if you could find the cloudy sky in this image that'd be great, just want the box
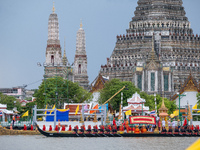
[0,0,200,89]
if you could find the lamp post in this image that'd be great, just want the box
[154,93,157,115]
[55,91,58,108]
[177,92,186,126]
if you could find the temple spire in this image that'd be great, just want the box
[62,37,68,66]
[80,19,83,28]
[52,2,55,13]
[147,35,159,62]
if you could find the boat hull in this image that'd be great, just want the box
[36,125,200,138]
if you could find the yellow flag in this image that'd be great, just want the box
[193,104,197,109]
[22,111,29,117]
[75,105,79,115]
[50,105,55,114]
[44,105,47,115]
[173,110,179,116]
[125,110,131,116]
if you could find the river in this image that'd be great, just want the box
[0,135,198,150]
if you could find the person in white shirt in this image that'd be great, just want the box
[168,119,171,127]
[162,119,165,127]
[172,119,176,130]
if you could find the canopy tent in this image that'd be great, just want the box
[46,109,69,122]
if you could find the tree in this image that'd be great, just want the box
[98,78,177,114]
[0,93,22,111]
[196,93,200,107]
[34,77,92,108]
[99,79,140,111]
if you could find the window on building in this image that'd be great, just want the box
[51,55,54,64]
[164,75,169,91]
[137,74,142,90]
[151,72,155,91]
[78,64,81,74]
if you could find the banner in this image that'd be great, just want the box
[129,116,156,125]
[46,109,69,122]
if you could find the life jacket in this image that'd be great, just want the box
[62,125,65,131]
[49,125,52,131]
[12,116,15,121]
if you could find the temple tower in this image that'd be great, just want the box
[44,4,73,82]
[100,0,200,98]
[45,3,62,66]
[73,22,89,89]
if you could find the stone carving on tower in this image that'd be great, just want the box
[44,3,73,82]
[73,21,89,90]
[100,0,200,98]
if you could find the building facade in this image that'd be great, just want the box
[0,87,26,100]
[100,0,200,98]
[44,5,89,89]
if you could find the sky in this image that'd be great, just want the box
[0,0,200,90]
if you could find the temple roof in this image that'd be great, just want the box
[171,73,200,100]
[123,104,149,111]
[90,74,109,93]
[127,92,146,104]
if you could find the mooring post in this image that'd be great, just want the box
[33,105,37,124]
[54,108,56,129]
[101,112,103,126]
[82,105,84,125]
[103,105,106,125]
[190,105,193,125]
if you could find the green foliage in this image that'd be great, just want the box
[34,77,92,108]
[99,78,177,114]
[21,101,36,115]
[196,93,200,107]
[99,79,139,111]
[0,93,21,111]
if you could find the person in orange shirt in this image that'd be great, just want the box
[12,115,15,127]
[125,119,129,133]
[134,125,140,134]
[141,125,147,133]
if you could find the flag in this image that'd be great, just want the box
[44,105,47,115]
[173,110,179,116]
[22,110,29,117]
[84,104,88,112]
[193,104,197,109]
[50,105,55,114]
[0,111,2,116]
[90,104,98,114]
[75,105,79,115]
[150,110,156,116]
[98,103,108,113]
[125,110,131,116]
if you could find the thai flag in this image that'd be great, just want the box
[150,110,156,116]
[0,111,2,116]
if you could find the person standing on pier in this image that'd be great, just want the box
[12,115,15,127]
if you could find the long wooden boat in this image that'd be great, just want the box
[36,125,200,138]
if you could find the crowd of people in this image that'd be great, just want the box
[69,118,200,134]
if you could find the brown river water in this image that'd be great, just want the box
[0,135,198,150]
